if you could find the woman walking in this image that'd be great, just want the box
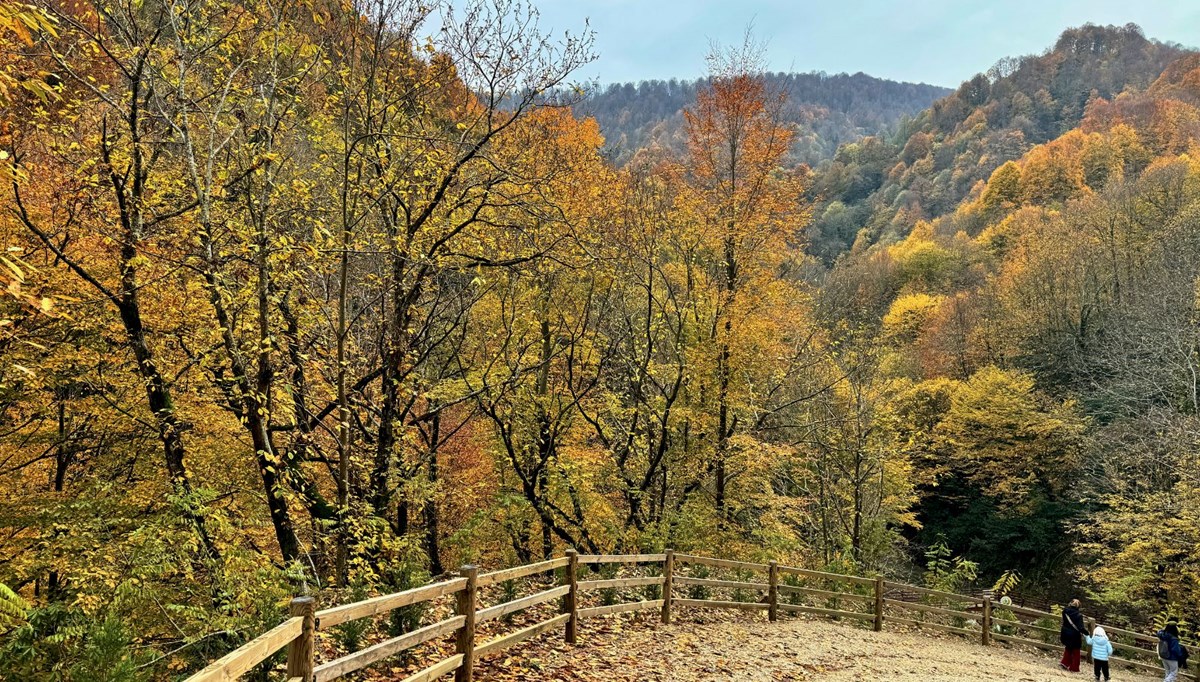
[1157,621,1185,682]
[1060,598,1086,672]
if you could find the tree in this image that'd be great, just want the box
[803,346,920,565]
[981,161,1023,213]
[677,36,809,524]
[936,366,1084,504]
[467,108,612,558]
[10,0,232,559]
[1019,134,1088,205]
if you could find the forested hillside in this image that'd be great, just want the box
[2,2,1200,679]
[817,32,1200,613]
[808,23,1189,260]
[577,72,950,166]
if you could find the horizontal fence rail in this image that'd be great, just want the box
[184,549,1195,681]
[186,615,305,682]
[315,578,468,630]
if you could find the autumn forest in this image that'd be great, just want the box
[3,1,1200,678]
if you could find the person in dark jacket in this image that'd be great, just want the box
[1158,622,1185,682]
[1060,598,1086,672]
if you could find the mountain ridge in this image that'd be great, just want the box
[575,70,952,166]
[808,23,1192,259]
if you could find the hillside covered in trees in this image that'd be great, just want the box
[2,1,1200,679]
[576,72,951,166]
[807,23,1190,259]
[817,35,1200,606]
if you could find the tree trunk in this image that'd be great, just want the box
[424,412,444,575]
[714,234,737,523]
[116,283,219,560]
[198,257,299,562]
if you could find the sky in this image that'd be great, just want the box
[522,0,1200,88]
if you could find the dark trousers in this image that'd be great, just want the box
[1061,647,1081,672]
[1093,659,1110,680]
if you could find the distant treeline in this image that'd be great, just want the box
[575,72,951,165]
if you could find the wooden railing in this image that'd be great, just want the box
[184,550,1192,681]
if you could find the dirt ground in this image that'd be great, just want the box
[473,613,1164,681]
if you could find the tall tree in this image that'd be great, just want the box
[678,38,809,523]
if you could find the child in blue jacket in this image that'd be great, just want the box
[1086,626,1114,682]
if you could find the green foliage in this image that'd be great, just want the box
[992,597,1019,635]
[642,581,662,601]
[580,73,948,168]
[687,565,711,601]
[0,583,28,633]
[0,603,154,682]
[731,570,754,603]
[641,564,662,601]
[916,484,1078,582]
[4,5,1200,675]
[937,366,1085,503]
[599,564,620,606]
[889,234,967,292]
[782,573,804,606]
[982,162,1023,213]
[991,570,1022,598]
[333,582,372,654]
[897,366,1086,583]
[1152,613,1189,637]
[814,23,1184,251]
[386,564,431,637]
[1035,607,1063,644]
[923,538,978,593]
[498,579,521,626]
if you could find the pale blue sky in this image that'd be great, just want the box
[527,0,1200,87]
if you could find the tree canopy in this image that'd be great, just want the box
[2,7,1200,678]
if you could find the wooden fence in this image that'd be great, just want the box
[184,550,1192,682]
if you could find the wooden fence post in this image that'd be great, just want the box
[286,596,316,682]
[982,596,992,645]
[661,549,674,625]
[873,576,885,632]
[455,565,478,682]
[565,549,579,644]
[767,560,779,622]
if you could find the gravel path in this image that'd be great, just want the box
[475,613,1164,681]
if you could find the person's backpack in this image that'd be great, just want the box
[1159,637,1171,659]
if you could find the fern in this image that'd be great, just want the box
[497,579,520,625]
[1153,612,1189,638]
[333,582,371,652]
[0,582,29,632]
[991,569,1021,598]
[923,538,978,593]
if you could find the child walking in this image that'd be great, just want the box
[1086,625,1114,682]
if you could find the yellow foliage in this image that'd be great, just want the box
[937,366,1085,503]
[883,293,945,343]
[981,161,1022,211]
[887,231,964,292]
